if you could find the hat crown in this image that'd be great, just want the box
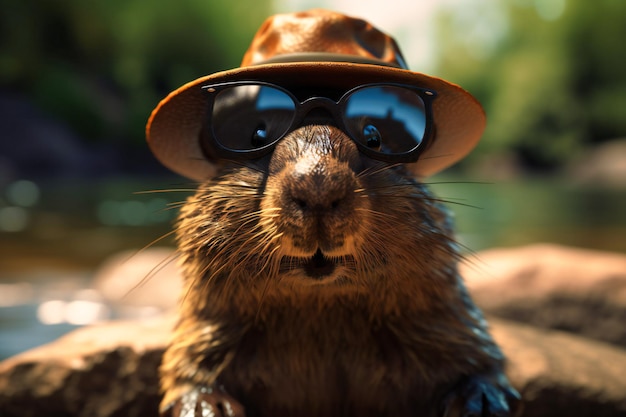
[241,9,408,69]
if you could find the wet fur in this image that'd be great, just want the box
[160,125,516,417]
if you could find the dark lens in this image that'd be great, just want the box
[343,86,426,155]
[211,84,296,151]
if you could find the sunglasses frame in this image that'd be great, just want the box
[200,81,437,163]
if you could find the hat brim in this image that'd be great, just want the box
[146,61,485,180]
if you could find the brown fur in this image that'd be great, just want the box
[160,125,518,417]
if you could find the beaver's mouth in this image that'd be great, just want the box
[280,249,354,279]
[304,249,336,278]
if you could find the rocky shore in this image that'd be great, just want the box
[1,244,625,417]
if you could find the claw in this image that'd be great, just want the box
[161,386,246,417]
[441,375,521,417]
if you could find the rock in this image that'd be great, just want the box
[2,244,626,416]
[461,244,626,347]
[0,317,173,417]
[1,318,626,416]
[490,319,626,416]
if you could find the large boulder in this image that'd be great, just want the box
[462,244,626,347]
[491,319,626,416]
[0,318,172,417]
[1,316,625,417]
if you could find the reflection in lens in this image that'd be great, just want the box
[251,123,268,148]
[211,85,296,151]
[344,86,426,154]
[363,124,382,149]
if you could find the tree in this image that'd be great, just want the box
[0,0,272,145]
[434,0,626,170]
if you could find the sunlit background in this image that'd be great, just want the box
[1,0,625,359]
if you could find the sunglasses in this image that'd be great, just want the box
[200,81,437,163]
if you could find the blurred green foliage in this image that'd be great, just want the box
[436,0,626,169]
[1,0,624,170]
[0,0,271,145]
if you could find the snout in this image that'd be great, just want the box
[262,125,365,258]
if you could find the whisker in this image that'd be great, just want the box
[422,181,493,186]
[123,249,182,299]
[421,197,484,210]
[255,245,283,323]
[134,188,197,194]
[222,159,269,175]
[162,202,188,211]
[354,183,417,194]
[459,248,493,277]
[124,229,178,264]
[354,207,399,224]
[202,191,264,201]
[357,162,402,178]
[361,191,484,210]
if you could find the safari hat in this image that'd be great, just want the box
[146,9,485,180]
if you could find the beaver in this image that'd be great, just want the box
[147,10,521,417]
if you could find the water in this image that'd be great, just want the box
[430,177,626,253]
[0,176,624,360]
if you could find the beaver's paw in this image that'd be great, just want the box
[161,386,246,417]
[441,375,521,417]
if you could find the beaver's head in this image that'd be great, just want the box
[176,120,459,314]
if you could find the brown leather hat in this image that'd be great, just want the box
[147,9,485,180]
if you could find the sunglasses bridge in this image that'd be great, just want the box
[284,96,346,129]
